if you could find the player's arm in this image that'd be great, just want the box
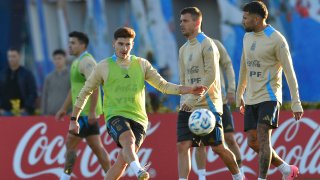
[236,48,247,114]
[275,36,303,119]
[142,58,206,95]
[79,57,100,119]
[55,89,72,120]
[70,62,104,134]
[217,40,236,103]
[75,60,104,117]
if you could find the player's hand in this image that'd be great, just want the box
[227,92,235,104]
[180,103,192,112]
[239,98,245,115]
[69,120,80,135]
[191,85,207,95]
[55,109,66,121]
[180,85,207,96]
[293,112,303,121]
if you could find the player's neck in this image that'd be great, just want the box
[75,49,87,58]
[254,23,268,33]
[187,29,201,40]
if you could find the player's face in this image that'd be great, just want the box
[53,54,66,70]
[113,37,134,59]
[68,37,85,56]
[242,12,257,32]
[180,13,197,38]
[7,50,20,70]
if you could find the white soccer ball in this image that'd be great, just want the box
[188,109,216,136]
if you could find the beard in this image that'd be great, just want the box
[244,26,254,32]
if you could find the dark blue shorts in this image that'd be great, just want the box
[70,116,100,138]
[106,116,146,148]
[244,101,280,131]
[177,110,223,147]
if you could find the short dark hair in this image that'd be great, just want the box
[114,27,136,40]
[243,1,268,19]
[180,7,202,21]
[68,31,89,47]
[52,49,66,56]
[8,47,20,53]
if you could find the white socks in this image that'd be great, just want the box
[277,162,291,176]
[198,169,206,180]
[130,160,143,176]
[232,173,243,180]
[60,173,71,180]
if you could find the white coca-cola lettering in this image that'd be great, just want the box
[13,121,159,179]
[13,123,64,178]
[191,117,320,177]
[12,117,319,179]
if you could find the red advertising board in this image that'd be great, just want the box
[0,111,319,179]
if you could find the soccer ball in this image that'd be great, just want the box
[188,109,216,136]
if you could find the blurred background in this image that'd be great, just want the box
[1,0,320,113]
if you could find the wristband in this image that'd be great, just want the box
[70,117,77,121]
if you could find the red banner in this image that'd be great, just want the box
[0,111,319,179]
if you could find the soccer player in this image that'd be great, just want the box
[195,39,245,180]
[56,31,110,180]
[68,27,207,180]
[236,1,303,180]
[177,7,243,180]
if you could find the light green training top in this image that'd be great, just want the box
[102,55,147,127]
[70,52,102,116]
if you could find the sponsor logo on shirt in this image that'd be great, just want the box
[247,60,261,67]
[187,66,200,74]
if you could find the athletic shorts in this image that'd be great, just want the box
[222,104,235,133]
[244,101,280,131]
[177,110,223,147]
[106,116,146,148]
[70,116,100,138]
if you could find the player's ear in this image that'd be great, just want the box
[196,19,201,27]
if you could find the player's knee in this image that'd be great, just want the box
[195,145,206,154]
[177,141,191,153]
[119,133,136,147]
[247,138,258,151]
[224,133,236,146]
[211,144,226,155]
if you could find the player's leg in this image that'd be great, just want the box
[104,149,128,180]
[177,111,194,180]
[60,133,82,180]
[256,123,272,179]
[106,116,149,180]
[86,134,111,172]
[85,119,111,172]
[195,144,206,180]
[246,101,298,179]
[177,140,193,179]
[222,104,244,175]
[225,133,243,170]
[204,112,242,180]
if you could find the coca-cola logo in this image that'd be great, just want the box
[191,117,320,177]
[13,121,161,179]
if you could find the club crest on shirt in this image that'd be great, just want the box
[250,41,256,51]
